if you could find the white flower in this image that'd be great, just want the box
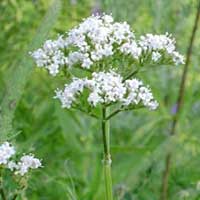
[147,101,159,110]
[7,161,18,171]
[123,79,159,110]
[67,52,84,67]
[55,70,158,110]
[172,51,185,65]
[119,41,142,59]
[54,78,86,108]
[87,71,126,106]
[152,52,161,62]
[82,57,93,69]
[0,142,15,165]
[31,14,183,114]
[102,14,114,23]
[139,33,175,53]
[30,39,65,76]
[112,22,134,43]
[16,154,42,176]
[0,142,42,176]
[139,32,184,65]
[31,15,184,75]
[87,92,103,106]
[31,14,139,75]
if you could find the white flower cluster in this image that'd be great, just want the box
[10,155,42,176]
[30,38,66,76]
[31,14,184,76]
[139,33,185,64]
[86,71,126,106]
[55,71,158,110]
[0,142,15,165]
[123,79,159,110]
[55,78,86,108]
[0,142,42,176]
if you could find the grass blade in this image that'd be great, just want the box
[0,0,61,141]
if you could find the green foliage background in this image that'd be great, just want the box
[0,0,200,199]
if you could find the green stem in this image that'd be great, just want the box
[0,169,6,200]
[160,1,200,200]
[174,0,200,116]
[0,188,6,200]
[102,107,113,200]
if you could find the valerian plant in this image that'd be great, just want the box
[0,142,41,200]
[31,14,184,200]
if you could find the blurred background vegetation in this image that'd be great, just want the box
[0,0,200,199]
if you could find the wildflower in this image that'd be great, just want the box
[123,79,159,110]
[139,33,176,53]
[7,161,18,171]
[54,78,86,108]
[30,14,184,200]
[172,51,185,65]
[31,14,184,76]
[16,154,42,176]
[0,142,15,165]
[139,33,185,65]
[55,71,158,110]
[0,142,42,176]
[119,41,142,59]
[87,71,126,106]
[152,51,162,62]
[30,39,66,76]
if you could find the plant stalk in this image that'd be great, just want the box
[160,1,200,200]
[0,169,6,200]
[102,107,113,200]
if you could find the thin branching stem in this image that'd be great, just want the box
[123,69,139,82]
[75,66,93,73]
[105,108,123,120]
[160,2,200,200]
[106,106,143,121]
[72,106,99,120]
[123,64,173,83]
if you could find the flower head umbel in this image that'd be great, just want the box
[31,14,184,114]
[31,14,184,76]
[15,154,42,176]
[139,33,185,65]
[55,70,158,110]
[0,142,42,200]
[0,142,42,176]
